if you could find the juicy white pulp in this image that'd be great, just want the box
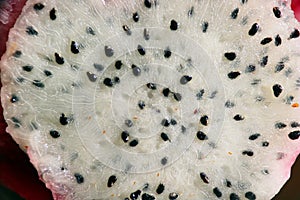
[1,0,300,199]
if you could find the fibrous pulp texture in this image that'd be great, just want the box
[1,0,300,199]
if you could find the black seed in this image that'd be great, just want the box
[156,183,165,194]
[50,130,60,138]
[170,20,178,31]
[129,139,138,147]
[181,125,187,133]
[124,198,130,200]
[226,180,232,187]
[291,122,300,128]
[22,65,33,72]
[169,192,178,200]
[16,77,25,83]
[262,141,269,147]
[251,78,261,85]
[200,172,209,184]
[121,131,130,143]
[173,93,182,101]
[180,75,192,84]
[245,191,256,200]
[26,26,38,36]
[161,132,170,141]
[71,41,79,54]
[274,34,282,46]
[209,91,218,99]
[275,62,284,72]
[125,119,133,127]
[248,23,259,36]
[138,100,145,110]
[200,115,209,126]
[137,45,146,55]
[161,119,170,127]
[146,83,157,90]
[144,28,150,40]
[141,193,155,200]
[74,173,84,184]
[273,7,281,18]
[71,65,79,71]
[272,84,283,97]
[54,53,64,65]
[262,169,269,175]
[245,65,255,73]
[275,122,287,129]
[104,46,114,57]
[213,187,222,198]
[286,95,294,104]
[248,133,260,140]
[170,119,177,125]
[86,26,95,35]
[13,50,22,58]
[93,64,104,72]
[114,60,122,70]
[162,88,170,97]
[164,47,172,58]
[202,21,209,33]
[288,130,300,140]
[260,56,268,66]
[143,183,149,190]
[10,94,19,103]
[161,157,168,165]
[11,117,21,128]
[107,175,117,187]
[197,131,208,140]
[32,80,44,88]
[196,89,205,100]
[260,37,272,45]
[231,8,239,19]
[44,70,52,76]
[132,64,141,76]
[225,100,235,108]
[144,0,151,8]
[49,8,56,20]
[59,113,68,125]
[103,78,113,87]
[33,3,45,11]
[228,71,241,79]
[234,114,244,121]
[133,12,139,22]
[112,74,122,83]
[188,6,194,17]
[255,96,264,102]
[87,72,97,82]
[130,190,141,200]
[240,0,248,4]
[242,150,254,156]
[123,25,132,36]
[289,28,300,39]
[230,193,240,200]
[224,52,236,61]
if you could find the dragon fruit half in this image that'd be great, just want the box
[1,0,300,199]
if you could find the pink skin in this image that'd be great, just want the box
[0,0,300,199]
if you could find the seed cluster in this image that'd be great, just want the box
[2,0,300,199]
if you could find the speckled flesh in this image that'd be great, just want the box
[1,0,300,199]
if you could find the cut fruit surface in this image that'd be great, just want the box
[1,0,300,199]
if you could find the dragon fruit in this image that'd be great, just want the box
[1,0,300,199]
